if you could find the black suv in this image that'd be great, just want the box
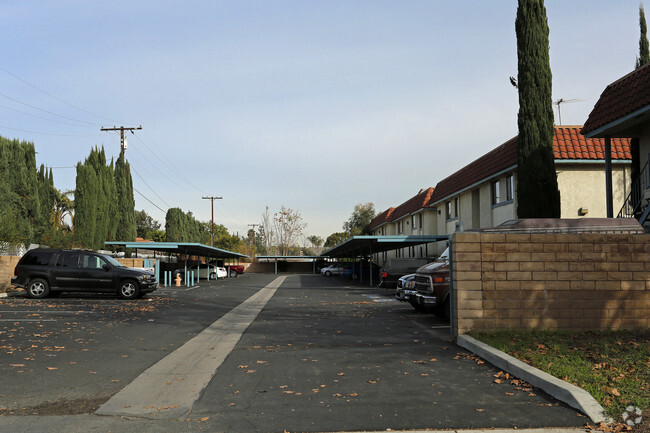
[11,248,157,300]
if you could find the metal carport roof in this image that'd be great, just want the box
[321,235,448,258]
[104,241,249,260]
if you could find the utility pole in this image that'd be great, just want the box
[202,196,223,247]
[100,125,143,155]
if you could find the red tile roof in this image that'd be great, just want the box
[582,62,650,136]
[554,126,631,160]
[369,207,394,231]
[369,187,435,230]
[372,127,631,222]
[390,187,435,221]
[430,126,630,205]
[430,136,518,205]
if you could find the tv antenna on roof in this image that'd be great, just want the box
[554,98,584,125]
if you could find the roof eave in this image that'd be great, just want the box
[583,105,650,138]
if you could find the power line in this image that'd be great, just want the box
[0,67,122,124]
[130,165,171,208]
[0,125,102,137]
[0,92,103,126]
[137,131,205,194]
[133,187,166,213]
[0,102,99,128]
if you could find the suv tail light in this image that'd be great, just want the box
[381,271,387,278]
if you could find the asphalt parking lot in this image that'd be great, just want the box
[0,274,586,432]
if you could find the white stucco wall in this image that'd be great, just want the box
[556,162,630,218]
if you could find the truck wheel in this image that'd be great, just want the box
[27,278,50,299]
[118,280,140,300]
[230,269,237,278]
[442,298,450,321]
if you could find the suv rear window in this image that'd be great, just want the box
[20,250,55,266]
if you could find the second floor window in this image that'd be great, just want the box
[506,175,514,201]
[491,180,501,205]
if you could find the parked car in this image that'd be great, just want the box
[379,258,430,288]
[221,263,244,277]
[11,248,157,300]
[192,264,227,280]
[413,248,450,319]
[320,264,347,276]
[173,264,227,281]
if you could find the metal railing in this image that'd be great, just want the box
[617,161,650,219]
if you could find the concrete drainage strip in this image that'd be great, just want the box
[456,335,609,425]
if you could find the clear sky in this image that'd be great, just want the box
[0,1,642,242]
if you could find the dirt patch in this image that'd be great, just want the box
[0,396,110,416]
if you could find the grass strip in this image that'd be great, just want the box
[469,329,649,421]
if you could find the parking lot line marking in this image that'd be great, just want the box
[95,276,286,420]
[0,319,57,322]
[0,310,97,314]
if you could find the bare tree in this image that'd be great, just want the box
[260,206,276,255]
[272,206,306,256]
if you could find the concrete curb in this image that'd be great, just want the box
[0,289,26,298]
[457,334,609,424]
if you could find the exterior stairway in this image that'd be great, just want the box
[617,161,650,230]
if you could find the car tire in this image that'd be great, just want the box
[118,280,140,300]
[325,271,331,277]
[229,269,237,278]
[26,278,50,299]
[209,272,216,280]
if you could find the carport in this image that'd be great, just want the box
[105,241,249,286]
[321,235,448,286]
[256,256,325,275]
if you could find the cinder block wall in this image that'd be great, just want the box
[453,232,650,335]
[0,256,21,290]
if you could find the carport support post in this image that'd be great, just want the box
[359,256,363,283]
[275,258,278,275]
[448,235,455,337]
[369,246,373,287]
[184,255,188,288]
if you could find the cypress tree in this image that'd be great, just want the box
[35,164,56,242]
[74,146,118,249]
[637,4,650,68]
[515,0,560,218]
[114,153,137,241]
[0,137,40,244]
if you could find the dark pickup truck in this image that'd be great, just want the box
[413,248,450,319]
[12,248,157,299]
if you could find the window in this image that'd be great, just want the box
[491,180,501,205]
[59,252,80,268]
[411,215,416,230]
[419,213,423,228]
[447,199,459,219]
[397,220,403,234]
[506,175,514,201]
[81,253,106,269]
[21,250,55,266]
